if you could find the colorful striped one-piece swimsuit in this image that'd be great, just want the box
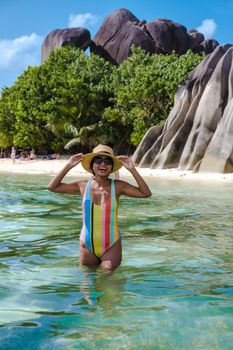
[80,179,121,258]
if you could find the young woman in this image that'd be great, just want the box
[48,144,151,272]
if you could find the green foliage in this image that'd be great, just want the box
[0,47,115,151]
[104,46,204,145]
[0,45,204,152]
[0,66,55,150]
[41,47,115,149]
[0,87,15,147]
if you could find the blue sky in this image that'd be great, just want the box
[0,0,233,90]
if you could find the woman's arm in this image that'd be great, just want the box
[47,153,84,194]
[117,156,152,198]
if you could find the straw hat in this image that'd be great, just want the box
[81,144,122,173]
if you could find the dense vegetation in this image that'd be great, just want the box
[0,46,204,154]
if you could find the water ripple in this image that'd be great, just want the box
[0,174,233,349]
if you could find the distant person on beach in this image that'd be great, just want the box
[10,147,16,163]
[51,153,60,160]
[29,148,37,160]
[48,144,151,272]
[20,151,27,160]
[41,151,60,160]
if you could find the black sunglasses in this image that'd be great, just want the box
[93,156,113,165]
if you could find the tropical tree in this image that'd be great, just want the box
[0,45,204,153]
[0,87,16,148]
[41,47,115,150]
[0,47,115,152]
[104,46,204,146]
[0,66,57,151]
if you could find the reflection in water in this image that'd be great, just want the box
[80,268,126,308]
[0,173,232,349]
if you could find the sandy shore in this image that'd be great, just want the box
[0,158,233,182]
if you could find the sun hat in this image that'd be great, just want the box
[81,144,122,173]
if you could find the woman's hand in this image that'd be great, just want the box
[117,155,151,198]
[117,155,135,171]
[67,153,84,168]
[47,153,84,194]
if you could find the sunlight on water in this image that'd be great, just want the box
[0,173,232,349]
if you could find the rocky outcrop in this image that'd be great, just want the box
[91,9,156,64]
[133,45,233,173]
[91,9,219,64]
[41,28,91,63]
[41,8,219,65]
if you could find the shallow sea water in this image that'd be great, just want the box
[0,173,232,350]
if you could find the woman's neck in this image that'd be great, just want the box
[93,175,110,187]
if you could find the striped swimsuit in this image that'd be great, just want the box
[80,179,120,258]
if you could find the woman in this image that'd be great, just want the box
[48,144,151,272]
[10,146,16,163]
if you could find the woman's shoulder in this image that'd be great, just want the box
[114,179,131,194]
[114,179,128,185]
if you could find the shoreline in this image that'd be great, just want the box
[0,158,233,182]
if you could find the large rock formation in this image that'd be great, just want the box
[41,28,91,63]
[90,9,156,65]
[41,8,219,65]
[133,45,233,173]
[91,9,219,64]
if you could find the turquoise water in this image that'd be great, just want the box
[0,173,232,350]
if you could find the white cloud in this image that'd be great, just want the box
[0,33,43,70]
[196,19,217,39]
[68,13,98,28]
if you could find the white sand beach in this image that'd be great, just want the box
[0,158,233,182]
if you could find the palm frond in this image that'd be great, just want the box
[64,137,81,149]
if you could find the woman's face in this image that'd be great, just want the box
[92,156,113,176]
